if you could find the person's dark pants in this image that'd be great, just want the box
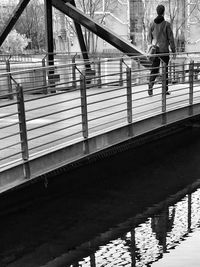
[149,55,169,92]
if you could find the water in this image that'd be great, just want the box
[1,126,200,266]
[56,183,200,267]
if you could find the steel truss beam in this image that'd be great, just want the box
[52,0,149,64]
[0,0,150,67]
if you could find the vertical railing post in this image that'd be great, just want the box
[97,58,102,88]
[162,61,167,125]
[90,254,96,267]
[119,58,123,86]
[6,59,13,100]
[126,67,133,136]
[72,55,77,89]
[80,75,89,153]
[172,61,176,83]
[130,229,136,266]
[189,60,194,116]
[16,84,30,179]
[137,58,141,84]
[42,57,48,94]
[169,61,172,84]
[188,193,192,232]
[182,63,185,83]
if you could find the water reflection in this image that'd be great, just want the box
[63,185,200,267]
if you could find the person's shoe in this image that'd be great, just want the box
[148,83,153,96]
[166,91,170,95]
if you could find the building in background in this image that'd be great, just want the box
[53,10,71,53]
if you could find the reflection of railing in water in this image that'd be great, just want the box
[54,180,200,267]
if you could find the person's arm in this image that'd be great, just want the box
[147,22,153,45]
[166,23,176,53]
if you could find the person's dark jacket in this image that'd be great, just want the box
[148,15,175,54]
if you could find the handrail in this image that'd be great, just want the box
[0,52,200,188]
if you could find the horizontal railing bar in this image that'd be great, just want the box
[87,86,126,97]
[26,106,81,123]
[0,153,22,162]
[133,98,162,109]
[0,141,21,151]
[132,111,161,122]
[88,90,126,102]
[88,108,127,122]
[0,112,19,119]
[25,99,81,113]
[28,131,83,152]
[133,106,162,117]
[28,123,82,142]
[87,94,127,107]
[0,122,19,130]
[88,101,127,115]
[87,82,127,91]
[0,132,21,140]
[167,98,190,107]
[24,92,80,106]
[0,101,18,109]
[89,116,127,131]
[0,51,197,78]
[27,114,81,132]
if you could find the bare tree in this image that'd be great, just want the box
[15,0,45,51]
[0,5,14,32]
[68,0,119,53]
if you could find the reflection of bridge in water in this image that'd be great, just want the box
[70,183,200,267]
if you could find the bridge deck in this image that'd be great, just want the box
[0,82,198,165]
[0,54,200,192]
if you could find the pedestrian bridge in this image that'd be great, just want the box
[0,52,200,193]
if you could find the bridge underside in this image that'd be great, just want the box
[0,0,150,67]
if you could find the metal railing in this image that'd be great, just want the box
[0,52,200,182]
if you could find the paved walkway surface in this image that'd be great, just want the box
[0,81,200,168]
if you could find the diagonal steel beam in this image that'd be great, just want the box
[52,0,149,66]
[70,0,90,63]
[0,0,31,47]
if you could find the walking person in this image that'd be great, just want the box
[148,4,176,96]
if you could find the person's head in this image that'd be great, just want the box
[156,5,165,16]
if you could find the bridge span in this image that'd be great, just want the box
[0,52,200,193]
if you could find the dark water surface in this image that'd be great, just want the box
[1,126,200,266]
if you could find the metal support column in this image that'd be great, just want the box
[44,0,54,65]
[44,0,56,93]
